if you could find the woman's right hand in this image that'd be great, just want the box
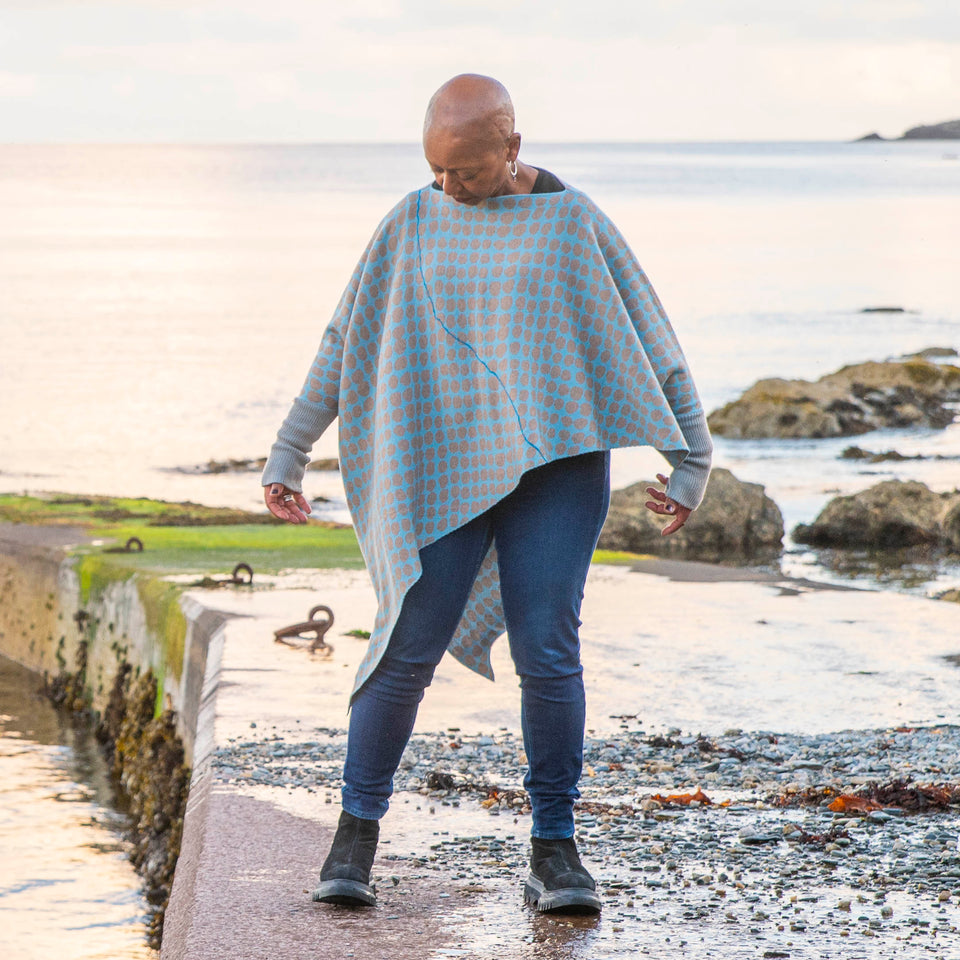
[264,484,312,524]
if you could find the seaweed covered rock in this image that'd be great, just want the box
[794,480,960,550]
[708,358,960,439]
[598,467,784,560]
[101,667,190,949]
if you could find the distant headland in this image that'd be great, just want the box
[856,118,960,141]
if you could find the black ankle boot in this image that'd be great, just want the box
[524,836,601,914]
[312,810,379,906]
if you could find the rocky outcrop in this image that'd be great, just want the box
[901,119,960,140]
[598,467,783,561]
[793,480,960,551]
[707,359,960,440]
[855,119,960,141]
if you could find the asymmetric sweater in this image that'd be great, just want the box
[262,180,713,695]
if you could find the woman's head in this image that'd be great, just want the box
[422,74,522,204]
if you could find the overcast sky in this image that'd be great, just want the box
[2,0,958,142]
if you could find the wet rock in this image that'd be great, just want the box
[840,445,958,464]
[944,501,960,552]
[707,359,960,439]
[907,346,959,360]
[739,830,781,845]
[598,467,784,560]
[793,480,960,550]
[840,446,916,463]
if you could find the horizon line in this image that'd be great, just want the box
[0,136,908,147]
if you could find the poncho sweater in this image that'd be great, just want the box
[263,181,713,696]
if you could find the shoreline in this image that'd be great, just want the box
[3,488,959,597]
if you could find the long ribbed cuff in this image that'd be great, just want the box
[665,411,713,510]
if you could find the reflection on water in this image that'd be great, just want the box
[789,544,960,597]
[0,654,155,960]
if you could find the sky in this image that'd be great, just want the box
[1,0,958,142]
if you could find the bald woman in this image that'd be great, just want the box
[262,74,712,915]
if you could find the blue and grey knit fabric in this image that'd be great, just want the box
[263,183,712,695]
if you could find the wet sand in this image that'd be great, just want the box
[161,560,960,959]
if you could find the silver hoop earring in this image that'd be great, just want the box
[508,159,518,181]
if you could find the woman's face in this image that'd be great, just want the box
[423,125,520,205]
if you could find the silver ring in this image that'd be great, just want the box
[282,494,294,502]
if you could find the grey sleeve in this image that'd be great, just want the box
[260,396,338,493]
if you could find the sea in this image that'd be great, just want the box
[1,140,959,956]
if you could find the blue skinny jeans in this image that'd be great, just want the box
[341,450,611,839]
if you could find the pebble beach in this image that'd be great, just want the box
[210,722,960,958]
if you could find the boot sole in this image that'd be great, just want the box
[312,878,377,907]
[524,874,601,915]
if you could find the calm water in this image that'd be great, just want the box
[0,655,155,959]
[0,141,958,528]
[0,140,958,955]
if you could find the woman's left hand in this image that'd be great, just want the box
[644,473,692,536]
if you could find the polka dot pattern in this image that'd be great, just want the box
[300,185,703,697]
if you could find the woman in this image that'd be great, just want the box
[262,74,712,915]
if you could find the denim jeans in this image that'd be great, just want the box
[341,450,611,839]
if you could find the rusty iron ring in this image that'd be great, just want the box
[274,604,335,656]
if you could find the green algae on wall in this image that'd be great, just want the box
[135,575,188,682]
[75,554,187,687]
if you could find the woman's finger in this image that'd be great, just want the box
[660,504,692,536]
[661,516,684,536]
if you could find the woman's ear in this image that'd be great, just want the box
[506,131,522,162]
